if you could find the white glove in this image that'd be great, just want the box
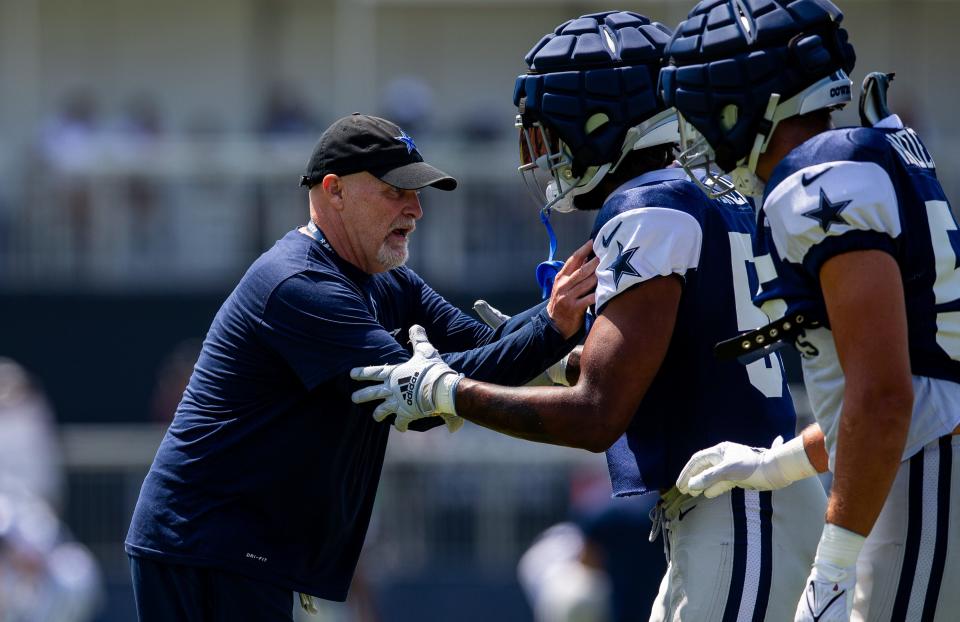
[472,299,510,328]
[545,348,575,386]
[795,523,864,621]
[794,561,856,621]
[473,300,574,386]
[677,435,817,498]
[351,325,464,432]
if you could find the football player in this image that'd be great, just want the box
[661,1,960,619]
[352,11,826,620]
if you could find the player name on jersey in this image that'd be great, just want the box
[885,127,935,169]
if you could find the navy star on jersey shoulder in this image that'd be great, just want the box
[762,126,903,275]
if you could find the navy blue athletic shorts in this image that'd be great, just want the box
[129,555,293,621]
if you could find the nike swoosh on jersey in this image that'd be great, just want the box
[601,221,623,248]
[801,167,831,187]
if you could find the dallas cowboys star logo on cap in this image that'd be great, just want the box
[609,241,641,287]
[803,188,852,233]
[394,129,417,154]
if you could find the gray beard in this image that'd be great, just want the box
[377,241,409,270]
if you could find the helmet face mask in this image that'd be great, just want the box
[516,115,594,214]
[662,0,857,197]
[674,70,854,199]
[676,111,736,198]
[513,10,677,214]
[517,113,647,213]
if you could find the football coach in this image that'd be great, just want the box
[125,113,596,620]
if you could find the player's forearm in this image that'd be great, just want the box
[454,378,614,452]
[819,249,913,536]
[827,385,913,536]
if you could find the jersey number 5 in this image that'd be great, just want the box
[925,200,960,360]
[728,232,785,397]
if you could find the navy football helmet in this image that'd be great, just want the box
[514,11,676,213]
[660,0,856,196]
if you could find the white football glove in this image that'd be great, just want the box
[350,325,464,433]
[677,435,817,498]
[795,523,864,621]
[472,300,574,386]
[472,299,511,328]
[795,561,856,621]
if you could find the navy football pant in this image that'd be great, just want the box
[129,555,294,621]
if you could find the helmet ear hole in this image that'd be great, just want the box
[585,113,610,135]
[720,104,738,132]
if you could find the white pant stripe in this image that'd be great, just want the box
[905,441,942,620]
[736,490,762,622]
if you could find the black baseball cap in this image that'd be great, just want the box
[300,113,457,191]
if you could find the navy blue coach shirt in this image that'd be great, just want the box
[126,228,572,600]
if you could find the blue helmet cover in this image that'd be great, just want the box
[514,11,674,173]
[661,0,856,171]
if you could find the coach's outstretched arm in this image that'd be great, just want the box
[472,299,581,387]
[352,272,681,452]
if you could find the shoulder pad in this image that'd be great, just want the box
[764,160,900,264]
[593,178,705,237]
[767,127,892,192]
[593,207,702,311]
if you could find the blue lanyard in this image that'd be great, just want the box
[305,221,333,253]
[308,220,379,317]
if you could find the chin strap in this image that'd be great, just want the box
[536,207,564,300]
[744,93,782,176]
[731,166,767,199]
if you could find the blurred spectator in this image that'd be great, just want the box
[253,85,321,252]
[116,94,164,139]
[39,91,102,273]
[0,358,64,510]
[40,91,100,174]
[258,85,318,137]
[117,94,167,261]
[380,76,434,136]
[568,470,664,622]
[457,101,505,143]
[0,486,102,622]
[518,469,665,622]
[0,358,102,621]
[575,497,663,622]
[150,338,202,423]
[517,522,610,622]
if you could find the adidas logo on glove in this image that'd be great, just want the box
[398,371,420,406]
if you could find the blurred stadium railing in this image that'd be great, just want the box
[2,134,596,294]
[6,130,959,295]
